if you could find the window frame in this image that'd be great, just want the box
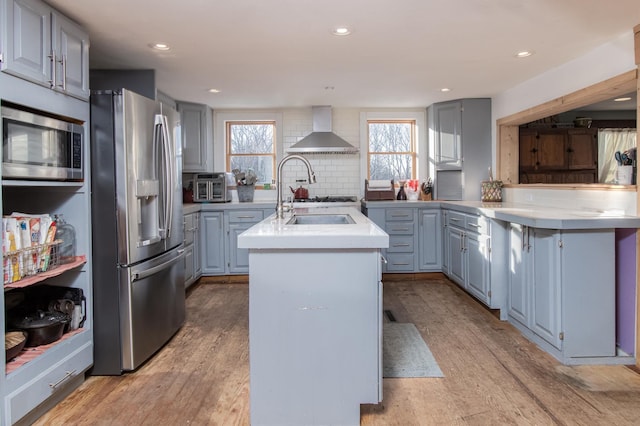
[224,120,277,188]
[366,119,418,182]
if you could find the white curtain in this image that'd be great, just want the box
[597,129,637,183]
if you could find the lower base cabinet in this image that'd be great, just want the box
[507,223,618,363]
[200,208,271,275]
[183,212,201,288]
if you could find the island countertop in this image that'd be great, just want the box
[237,206,389,249]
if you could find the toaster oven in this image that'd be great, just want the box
[193,172,231,202]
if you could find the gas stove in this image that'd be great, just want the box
[294,196,359,203]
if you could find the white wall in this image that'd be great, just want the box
[492,30,638,213]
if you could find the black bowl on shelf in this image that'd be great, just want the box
[8,310,70,347]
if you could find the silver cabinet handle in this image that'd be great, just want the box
[391,227,410,232]
[58,55,67,90]
[393,243,410,247]
[49,370,76,389]
[450,217,461,222]
[392,262,410,266]
[48,49,56,89]
[467,223,480,228]
[236,215,257,219]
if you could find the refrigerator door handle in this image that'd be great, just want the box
[155,114,174,240]
[131,249,185,283]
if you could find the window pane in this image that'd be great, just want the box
[230,123,273,154]
[368,122,411,152]
[369,154,413,180]
[230,156,273,184]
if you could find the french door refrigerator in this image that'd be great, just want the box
[90,89,185,375]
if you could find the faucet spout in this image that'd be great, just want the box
[276,154,316,219]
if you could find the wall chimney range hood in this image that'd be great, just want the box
[287,106,359,154]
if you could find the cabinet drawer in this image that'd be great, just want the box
[385,254,415,271]
[228,210,264,223]
[446,211,467,228]
[385,209,414,222]
[385,221,415,235]
[7,341,92,424]
[465,214,489,235]
[387,235,414,253]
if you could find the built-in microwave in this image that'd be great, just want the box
[2,103,84,181]
[193,172,231,202]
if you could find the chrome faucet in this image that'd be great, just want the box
[276,154,317,219]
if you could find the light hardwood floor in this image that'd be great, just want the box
[34,277,640,425]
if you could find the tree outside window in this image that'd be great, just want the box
[368,120,416,181]
[226,121,276,185]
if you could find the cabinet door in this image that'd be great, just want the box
[536,132,566,170]
[508,223,528,325]
[184,244,195,286]
[434,101,462,169]
[519,131,538,170]
[228,222,251,273]
[179,102,211,172]
[466,232,489,304]
[418,209,441,271]
[52,12,89,99]
[567,129,597,170]
[201,212,225,274]
[193,213,201,277]
[531,228,562,349]
[441,211,449,274]
[2,0,52,85]
[447,226,465,287]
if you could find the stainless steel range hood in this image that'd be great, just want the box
[287,106,359,154]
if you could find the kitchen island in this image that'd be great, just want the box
[238,206,388,426]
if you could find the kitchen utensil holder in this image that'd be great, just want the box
[236,185,255,202]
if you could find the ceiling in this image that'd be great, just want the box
[47,0,640,110]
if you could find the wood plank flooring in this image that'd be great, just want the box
[34,277,640,425]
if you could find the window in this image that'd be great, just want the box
[226,121,276,186]
[367,120,416,181]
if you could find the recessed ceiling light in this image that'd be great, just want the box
[332,26,351,36]
[516,50,533,58]
[208,88,220,93]
[614,97,632,102]
[150,43,170,51]
[324,86,335,90]
[440,88,451,92]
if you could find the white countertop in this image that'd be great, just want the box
[237,206,389,249]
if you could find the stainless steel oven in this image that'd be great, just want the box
[2,103,84,181]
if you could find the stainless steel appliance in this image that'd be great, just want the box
[193,172,231,202]
[1,103,84,181]
[90,89,185,375]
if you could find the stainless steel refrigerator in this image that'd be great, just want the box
[90,89,185,375]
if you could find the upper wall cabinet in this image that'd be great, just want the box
[1,0,90,100]
[429,98,491,201]
[177,101,213,173]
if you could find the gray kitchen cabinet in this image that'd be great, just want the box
[183,212,201,288]
[1,0,89,100]
[177,102,213,173]
[201,211,225,274]
[507,223,617,363]
[442,207,508,318]
[226,209,265,274]
[441,210,449,275]
[417,209,441,271]
[429,99,491,200]
[200,208,270,275]
[384,208,416,272]
[1,70,93,423]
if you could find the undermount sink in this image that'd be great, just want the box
[286,213,355,225]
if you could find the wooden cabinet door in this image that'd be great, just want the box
[567,129,597,170]
[201,212,225,274]
[466,232,490,304]
[519,131,539,169]
[418,210,441,271]
[178,102,211,172]
[447,226,465,287]
[536,132,566,169]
